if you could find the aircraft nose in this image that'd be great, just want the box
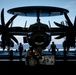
[34,35,45,43]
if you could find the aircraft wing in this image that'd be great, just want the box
[49,27,65,35]
[48,27,66,39]
[9,27,29,36]
[8,27,66,37]
[0,25,66,37]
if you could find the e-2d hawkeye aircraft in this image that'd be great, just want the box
[0,6,76,55]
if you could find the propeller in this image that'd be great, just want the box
[0,8,19,50]
[54,12,76,47]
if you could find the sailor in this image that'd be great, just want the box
[50,41,57,56]
[18,43,23,58]
[26,46,41,65]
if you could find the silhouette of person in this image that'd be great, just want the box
[50,42,57,56]
[9,49,13,61]
[18,43,23,58]
[63,40,70,52]
[63,40,67,51]
[33,47,42,65]
[63,40,67,60]
[26,46,34,65]
[26,46,41,66]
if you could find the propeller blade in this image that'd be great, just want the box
[10,20,13,27]
[74,16,76,27]
[64,12,73,27]
[1,34,6,50]
[54,22,67,28]
[55,33,65,39]
[10,34,19,44]
[1,8,5,26]
[5,14,18,27]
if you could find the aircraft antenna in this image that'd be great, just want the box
[24,20,27,28]
[48,20,51,28]
[37,10,40,23]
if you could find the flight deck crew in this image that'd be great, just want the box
[18,43,23,58]
[26,47,35,65]
[50,42,57,56]
[9,49,13,61]
[26,46,41,65]
[63,40,67,60]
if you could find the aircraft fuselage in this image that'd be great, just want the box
[27,22,51,50]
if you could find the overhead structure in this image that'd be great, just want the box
[7,6,69,23]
